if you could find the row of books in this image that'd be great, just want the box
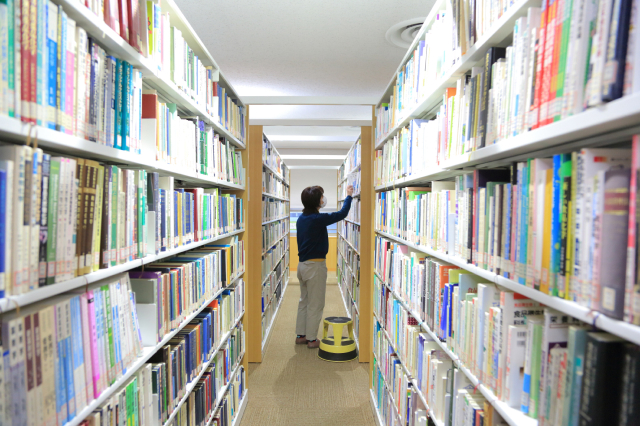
[0,0,246,150]
[261,221,288,254]
[141,93,245,184]
[345,198,361,223]
[374,140,640,323]
[262,171,288,199]
[373,119,438,187]
[338,172,361,200]
[0,145,244,296]
[337,242,360,283]
[374,236,640,425]
[337,249,359,308]
[262,199,289,223]
[338,139,361,181]
[261,239,289,283]
[336,275,359,341]
[0,273,143,426]
[372,317,509,426]
[338,222,361,252]
[130,248,245,346]
[80,323,244,426]
[375,0,640,147]
[81,0,246,142]
[262,276,286,337]
[262,139,288,182]
[207,363,246,426]
[262,262,286,314]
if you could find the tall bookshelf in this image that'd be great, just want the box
[369,0,640,423]
[246,125,291,362]
[0,0,250,424]
[336,126,374,364]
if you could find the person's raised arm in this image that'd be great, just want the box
[320,185,354,226]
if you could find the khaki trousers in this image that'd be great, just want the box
[296,260,328,340]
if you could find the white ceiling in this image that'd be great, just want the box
[175,0,433,166]
[175,0,433,101]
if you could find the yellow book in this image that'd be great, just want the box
[540,169,554,294]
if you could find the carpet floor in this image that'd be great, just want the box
[239,271,375,426]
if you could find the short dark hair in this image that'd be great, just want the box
[301,186,324,215]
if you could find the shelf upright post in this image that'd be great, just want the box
[246,122,265,362]
[359,116,374,363]
[241,107,251,374]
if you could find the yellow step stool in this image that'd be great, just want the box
[318,316,358,362]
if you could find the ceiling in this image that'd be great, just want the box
[176,0,434,166]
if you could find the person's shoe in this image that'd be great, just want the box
[295,336,308,345]
[307,339,320,349]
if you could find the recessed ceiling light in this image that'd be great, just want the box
[386,18,425,49]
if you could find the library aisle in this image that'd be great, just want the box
[241,271,375,426]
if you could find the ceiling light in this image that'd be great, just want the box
[280,155,346,160]
[386,18,425,49]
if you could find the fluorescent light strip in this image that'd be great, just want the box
[280,155,346,160]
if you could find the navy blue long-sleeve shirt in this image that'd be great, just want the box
[296,196,352,262]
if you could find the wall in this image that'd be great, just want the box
[290,168,338,210]
[289,236,337,272]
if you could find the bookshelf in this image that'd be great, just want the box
[0,0,250,423]
[246,125,291,362]
[337,138,362,349]
[369,0,640,423]
[335,124,374,364]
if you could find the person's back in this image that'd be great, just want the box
[295,185,353,348]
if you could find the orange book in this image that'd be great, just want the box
[548,0,565,124]
[540,168,554,294]
[539,0,558,127]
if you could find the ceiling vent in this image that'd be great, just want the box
[386,18,425,49]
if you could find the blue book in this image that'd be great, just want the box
[0,167,5,297]
[114,59,123,149]
[69,297,84,418]
[551,155,562,295]
[121,62,132,151]
[87,39,97,141]
[160,189,167,251]
[56,10,67,132]
[173,191,178,247]
[54,306,68,425]
[112,282,122,374]
[46,2,58,129]
[519,162,530,285]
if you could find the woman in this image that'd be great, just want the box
[295,184,354,348]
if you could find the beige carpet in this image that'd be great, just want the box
[240,271,375,426]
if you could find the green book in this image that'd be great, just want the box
[46,158,61,284]
[529,320,544,418]
[103,284,116,384]
[110,166,119,267]
[558,154,572,298]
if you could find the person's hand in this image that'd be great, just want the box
[347,185,354,196]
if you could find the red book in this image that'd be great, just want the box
[531,0,549,130]
[21,0,30,123]
[127,0,142,52]
[539,0,557,128]
[141,92,158,118]
[104,0,120,35]
[118,0,130,42]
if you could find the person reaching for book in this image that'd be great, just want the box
[295,184,353,348]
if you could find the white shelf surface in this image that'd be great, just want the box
[0,117,245,189]
[261,278,290,352]
[343,218,361,226]
[375,229,640,346]
[262,216,290,225]
[369,389,387,426]
[47,0,246,148]
[0,228,245,312]
[375,0,542,149]
[262,192,290,202]
[65,275,244,426]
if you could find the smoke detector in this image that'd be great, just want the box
[386,18,425,49]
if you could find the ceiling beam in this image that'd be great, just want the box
[242,96,378,105]
[249,118,372,126]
